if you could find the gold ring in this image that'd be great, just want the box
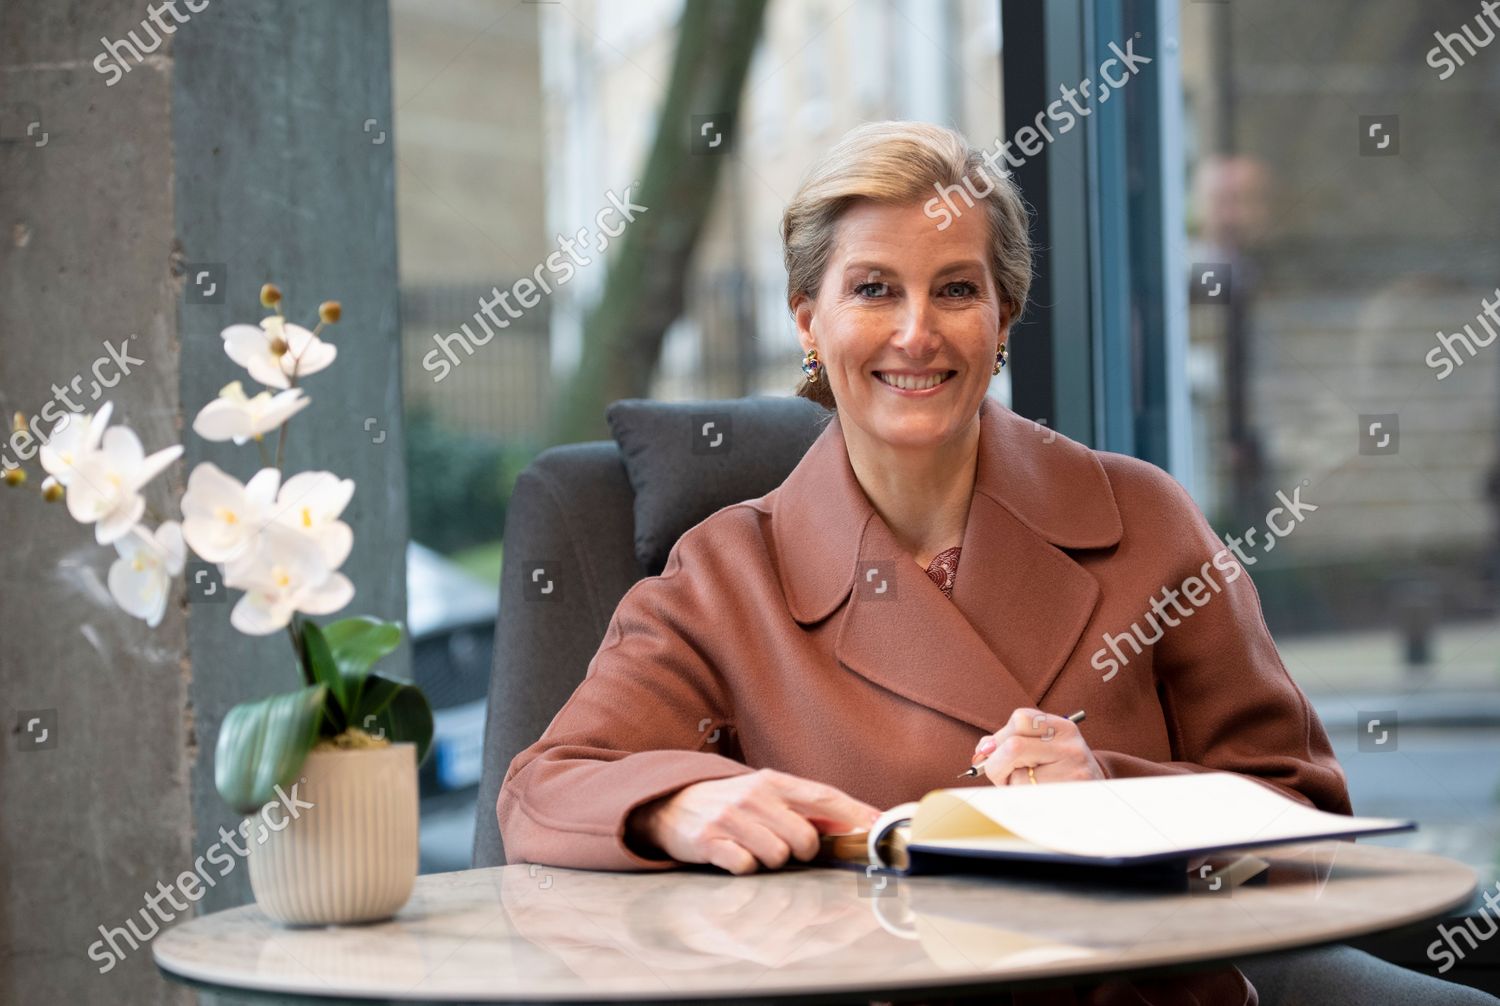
[1027,766,1037,786]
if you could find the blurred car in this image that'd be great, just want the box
[406,542,496,798]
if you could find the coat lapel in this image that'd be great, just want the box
[772,396,1123,733]
[944,491,1101,711]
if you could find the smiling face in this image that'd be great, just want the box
[793,198,1008,453]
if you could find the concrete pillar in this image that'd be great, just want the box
[0,2,407,1002]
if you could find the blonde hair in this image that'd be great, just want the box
[780,121,1033,410]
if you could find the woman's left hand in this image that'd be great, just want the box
[972,708,1106,786]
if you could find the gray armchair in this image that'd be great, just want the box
[471,395,831,867]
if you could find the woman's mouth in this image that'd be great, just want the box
[874,370,957,393]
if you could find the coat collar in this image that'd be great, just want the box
[770,395,1123,728]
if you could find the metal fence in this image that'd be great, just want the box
[400,282,551,442]
[658,268,804,402]
[401,272,806,441]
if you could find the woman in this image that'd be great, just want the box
[498,122,1493,1005]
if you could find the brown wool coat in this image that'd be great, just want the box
[498,395,1350,1004]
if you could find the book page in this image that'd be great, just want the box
[866,801,920,866]
[910,772,1409,860]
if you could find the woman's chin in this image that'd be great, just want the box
[855,410,963,450]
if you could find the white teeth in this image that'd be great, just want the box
[877,371,951,391]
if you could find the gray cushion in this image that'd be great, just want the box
[472,440,644,869]
[606,395,832,573]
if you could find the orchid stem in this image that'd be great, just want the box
[273,374,298,471]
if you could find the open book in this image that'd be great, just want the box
[819,772,1413,876]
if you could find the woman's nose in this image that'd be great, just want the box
[891,298,941,352]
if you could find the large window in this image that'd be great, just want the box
[391,0,1500,889]
[1176,0,1500,888]
[1006,0,1500,889]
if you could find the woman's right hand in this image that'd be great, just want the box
[627,768,883,875]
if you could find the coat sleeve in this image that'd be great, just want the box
[1089,459,1352,815]
[497,525,758,871]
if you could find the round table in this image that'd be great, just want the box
[154,841,1476,1003]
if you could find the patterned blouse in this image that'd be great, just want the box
[924,545,962,599]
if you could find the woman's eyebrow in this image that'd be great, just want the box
[934,259,986,275]
[840,259,986,277]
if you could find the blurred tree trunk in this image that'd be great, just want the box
[548,0,770,445]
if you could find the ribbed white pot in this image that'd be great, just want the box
[246,742,418,926]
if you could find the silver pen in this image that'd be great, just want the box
[957,709,1086,778]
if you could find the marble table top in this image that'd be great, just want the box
[154,841,1476,1003]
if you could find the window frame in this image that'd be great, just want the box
[1000,0,1192,487]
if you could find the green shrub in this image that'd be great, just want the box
[405,411,536,554]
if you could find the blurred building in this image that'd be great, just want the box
[392,0,1005,431]
[391,0,552,440]
[1177,0,1500,628]
[536,0,1004,404]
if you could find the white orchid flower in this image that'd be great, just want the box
[221,315,336,389]
[269,471,355,568]
[65,426,183,545]
[38,401,114,487]
[181,463,281,563]
[224,522,354,635]
[192,381,310,444]
[107,522,186,628]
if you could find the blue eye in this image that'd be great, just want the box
[854,282,890,298]
[941,281,979,298]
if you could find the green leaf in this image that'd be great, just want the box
[352,673,403,724]
[324,616,402,673]
[300,621,347,730]
[320,616,404,713]
[215,685,327,815]
[357,675,434,765]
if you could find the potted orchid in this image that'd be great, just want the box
[6,284,432,925]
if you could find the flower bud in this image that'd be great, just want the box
[268,337,289,358]
[12,411,27,433]
[3,466,26,487]
[260,283,283,307]
[319,301,342,324]
[41,476,63,502]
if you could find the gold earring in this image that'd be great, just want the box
[801,347,821,383]
[993,342,1008,375]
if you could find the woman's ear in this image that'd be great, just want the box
[998,302,1013,337]
[791,293,815,352]
[995,307,1016,355]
